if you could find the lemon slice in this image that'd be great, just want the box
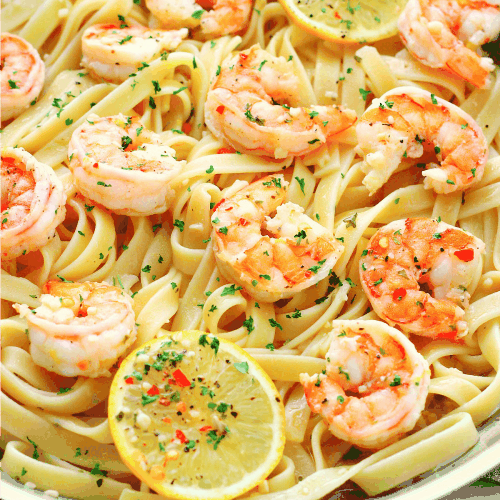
[278,0,408,43]
[109,331,286,500]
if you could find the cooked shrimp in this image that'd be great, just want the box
[81,23,187,84]
[1,147,66,261]
[212,174,344,302]
[398,0,500,88]
[146,0,252,39]
[1,33,45,122]
[356,87,488,195]
[359,218,485,340]
[14,280,137,378]
[300,320,430,449]
[205,46,357,159]
[68,114,185,216]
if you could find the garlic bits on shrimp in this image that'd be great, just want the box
[398,0,500,88]
[81,23,187,84]
[205,46,357,159]
[356,87,488,195]
[14,280,137,378]
[300,320,430,449]
[68,114,185,216]
[359,218,485,340]
[1,147,66,260]
[211,174,344,302]
[1,32,45,122]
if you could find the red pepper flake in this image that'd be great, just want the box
[392,288,407,301]
[182,122,192,134]
[147,385,160,396]
[93,163,99,169]
[217,147,235,154]
[212,198,225,211]
[240,53,248,60]
[239,218,249,226]
[334,11,342,19]
[175,429,188,443]
[199,425,212,432]
[454,248,474,262]
[159,398,171,406]
[304,270,312,279]
[216,105,225,114]
[176,401,187,413]
[125,377,134,385]
[173,369,190,388]
[162,417,172,424]
[168,378,176,385]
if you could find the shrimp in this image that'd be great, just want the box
[359,218,485,340]
[14,280,137,378]
[81,23,188,84]
[1,32,45,122]
[356,87,488,195]
[205,46,357,159]
[145,0,253,39]
[398,0,500,88]
[1,147,66,261]
[300,320,430,449]
[68,114,185,216]
[211,174,344,302]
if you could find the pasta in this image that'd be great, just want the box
[1,0,500,499]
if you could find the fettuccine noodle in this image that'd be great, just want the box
[1,0,500,499]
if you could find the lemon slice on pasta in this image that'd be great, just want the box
[108,331,286,500]
[278,0,408,43]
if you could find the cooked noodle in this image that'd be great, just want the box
[2,0,500,499]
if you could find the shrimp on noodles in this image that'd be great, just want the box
[145,0,253,39]
[359,218,485,340]
[205,46,357,159]
[1,32,45,121]
[1,147,66,261]
[212,174,344,302]
[398,0,500,88]
[356,87,488,195]
[300,320,430,449]
[14,280,137,378]
[68,114,185,216]
[81,23,188,84]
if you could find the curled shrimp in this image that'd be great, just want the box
[359,218,485,340]
[1,147,66,261]
[145,0,253,39]
[14,280,137,378]
[398,0,500,88]
[356,87,488,195]
[1,32,45,122]
[205,46,357,159]
[81,23,187,84]
[68,114,185,216]
[211,174,344,302]
[300,320,430,450]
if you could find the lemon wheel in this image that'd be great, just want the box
[278,0,408,43]
[108,331,286,500]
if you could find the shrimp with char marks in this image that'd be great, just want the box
[146,0,253,40]
[68,114,185,216]
[300,320,430,450]
[14,280,137,378]
[1,147,66,261]
[359,218,485,340]
[356,87,488,195]
[398,0,500,88]
[205,46,357,159]
[1,32,45,122]
[81,23,187,84]
[211,174,344,303]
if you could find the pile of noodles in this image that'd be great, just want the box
[2,0,500,499]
